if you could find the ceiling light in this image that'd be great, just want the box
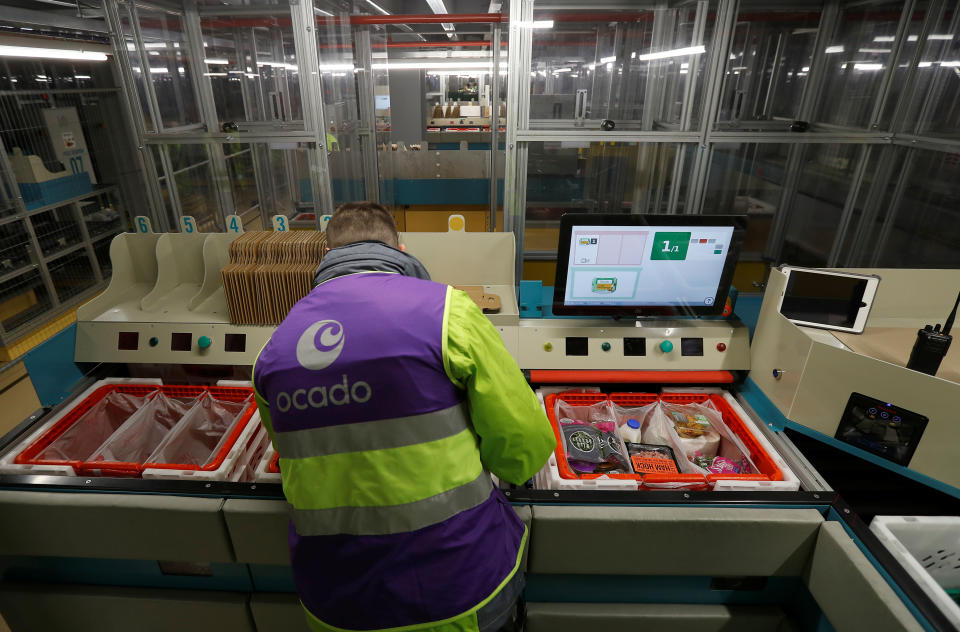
[600,55,616,64]
[801,66,810,72]
[363,0,390,16]
[204,72,228,77]
[554,67,572,72]
[636,45,705,62]
[919,61,933,67]
[940,61,960,67]
[75,75,91,79]
[150,67,168,74]
[859,48,891,53]
[825,46,844,54]
[315,8,333,16]
[0,45,108,62]
[204,58,230,65]
[853,63,883,70]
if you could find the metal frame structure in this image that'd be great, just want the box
[503,0,960,276]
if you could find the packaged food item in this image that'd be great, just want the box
[644,402,721,462]
[626,443,681,475]
[559,417,631,475]
[619,418,643,444]
[692,453,747,474]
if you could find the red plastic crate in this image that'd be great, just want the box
[543,390,783,489]
[15,383,256,477]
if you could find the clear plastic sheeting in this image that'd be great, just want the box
[88,392,197,464]
[35,391,147,462]
[146,394,251,467]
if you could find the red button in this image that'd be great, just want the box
[716,343,727,352]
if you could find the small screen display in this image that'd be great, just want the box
[553,214,745,317]
[836,393,928,466]
[781,271,868,328]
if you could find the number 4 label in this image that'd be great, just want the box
[225,215,244,234]
[180,216,197,233]
[135,216,153,233]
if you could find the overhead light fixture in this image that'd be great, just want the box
[488,1,501,12]
[600,55,616,64]
[318,63,356,71]
[919,61,933,67]
[150,67,168,74]
[516,20,554,28]
[315,8,333,17]
[940,61,960,67]
[204,72,228,77]
[859,48,891,53]
[204,58,230,65]
[363,0,390,16]
[801,66,810,72]
[825,46,844,54]
[636,45,705,62]
[373,60,506,69]
[75,75,91,79]
[853,63,884,71]
[0,45,108,62]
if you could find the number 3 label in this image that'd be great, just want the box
[271,215,288,232]
[135,216,152,233]
[180,216,197,233]
[225,214,243,234]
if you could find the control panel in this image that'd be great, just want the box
[516,319,750,371]
[836,393,929,466]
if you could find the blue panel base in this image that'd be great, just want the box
[0,556,253,592]
[248,564,296,592]
[19,173,92,210]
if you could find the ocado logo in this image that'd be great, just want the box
[296,320,344,370]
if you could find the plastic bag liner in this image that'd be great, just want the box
[643,401,757,475]
[36,391,149,461]
[87,392,197,464]
[555,398,631,475]
[145,393,251,467]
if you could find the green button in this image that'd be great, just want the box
[149,337,159,347]
[197,335,212,350]
[660,340,674,353]
[601,342,611,352]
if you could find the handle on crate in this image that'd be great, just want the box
[529,370,735,384]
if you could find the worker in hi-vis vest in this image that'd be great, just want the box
[253,202,555,632]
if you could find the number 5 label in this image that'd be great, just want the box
[225,215,244,234]
[135,216,153,233]
[271,215,289,232]
[180,216,197,233]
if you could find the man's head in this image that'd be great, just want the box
[326,202,399,249]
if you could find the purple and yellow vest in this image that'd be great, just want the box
[254,273,524,631]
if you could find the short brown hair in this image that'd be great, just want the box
[326,202,399,249]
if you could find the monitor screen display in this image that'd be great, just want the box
[552,214,746,316]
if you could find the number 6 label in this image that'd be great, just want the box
[180,216,197,233]
[135,216,153,233]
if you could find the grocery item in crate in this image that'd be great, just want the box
[559,420,631,475]
[35,391,147,462]
[644,401,721,462]
[88,392,197,464]
[619,418,643,444]
[626,443,680,475]
[146,394,251,466]
[692,453,751,475]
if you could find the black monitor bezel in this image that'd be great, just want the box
[552,213,748,317]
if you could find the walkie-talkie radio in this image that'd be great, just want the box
[907,290,959,376]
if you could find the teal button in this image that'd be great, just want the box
[601,342,611,352]
[198,335,212,350]
[660,340,674,353]
[149,337,159,347]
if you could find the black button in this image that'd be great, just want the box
[623,337,646,356]
[681,338,704,356]
[565,337,589,356]
[117,332,139,351]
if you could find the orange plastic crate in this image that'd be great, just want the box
[268,452,280,474]
[544,390,783,489]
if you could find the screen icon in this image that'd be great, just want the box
[651,232,691,261]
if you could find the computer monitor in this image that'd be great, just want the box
[552,214,747,317]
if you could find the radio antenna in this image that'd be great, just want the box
[943,290,960,336]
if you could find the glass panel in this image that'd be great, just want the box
[816,3,906,128]
[717,9,821,129]
[32,206,82,258]
[120,10,154,132]
[874,149,960,267]
[703,143,790,256]
[529,5,714,129]
[225,144,258,215]
[840,145,902,266]
[137,10,202,129]
[780,144,862,266]
[201,12,303,125]
[906,12,960,137]
[316,5,366,208]
[525,141,691,252]
[79,190,126,241]
[168,144,220,230]
[48,249,96,303]
[0,269,53,333]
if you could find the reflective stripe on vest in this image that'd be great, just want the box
[290,471,493,536]
[275,403,470,459]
